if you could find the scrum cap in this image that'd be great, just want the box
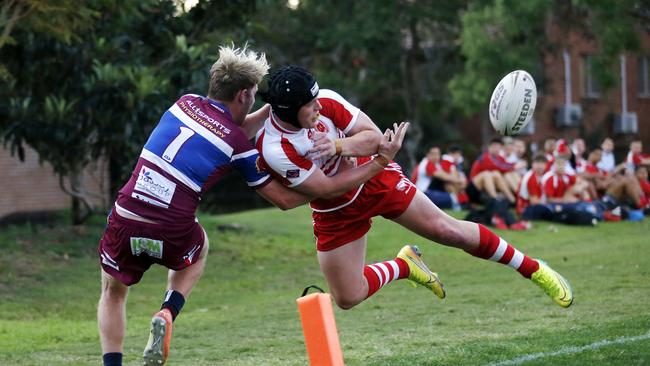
[260,66,319,127]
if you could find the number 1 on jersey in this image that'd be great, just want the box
[162,126,195,163]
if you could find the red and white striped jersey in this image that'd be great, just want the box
[516,169,543,214]
[411,158,435,191]
[257,89,365,211]
[541,171,576,199]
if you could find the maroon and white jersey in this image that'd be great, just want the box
[115,94,271,227]
[257,89,367,212]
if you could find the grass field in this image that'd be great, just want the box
[1,206,649,365]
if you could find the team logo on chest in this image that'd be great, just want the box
[315,121,328,133]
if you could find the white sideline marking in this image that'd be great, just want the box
[485,330,650,366]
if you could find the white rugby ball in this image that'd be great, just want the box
[488,70,537,136]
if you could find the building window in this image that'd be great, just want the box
[583,55,601,98]
[638,57,650,97]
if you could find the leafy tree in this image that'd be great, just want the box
[0,0,96,80]
[1,1,208,223]
[252,0,468,169]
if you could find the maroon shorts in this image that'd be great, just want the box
[312,164,417,252]
[98,209,205,286]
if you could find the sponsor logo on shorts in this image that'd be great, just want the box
[183,244,201,265]
[135,166,176,204]
[130,237,164,259]
[395,177,413,193]
[101,250,120,271]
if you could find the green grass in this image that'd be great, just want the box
[1,207,649,365]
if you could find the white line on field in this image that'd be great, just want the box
[484,330,650,366]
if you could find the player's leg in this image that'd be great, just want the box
[492,172,516,203]
[165,228,210,313]
[472,171,498,199]
[98,270,129,366]
[504,171,521,193]
[143,227,209,366]
[318,234,444,309]
[392,190,572,307]
[317,236,369,309]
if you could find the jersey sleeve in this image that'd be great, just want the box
[425,161,436,176]
[317,89,361,135]
[262,138,317,187]
[230,132,271,189]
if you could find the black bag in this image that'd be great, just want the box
[464,198,515,226]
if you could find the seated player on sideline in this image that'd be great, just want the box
[467,137,520,204]
[95,45,396,366]
[257,66,573,312]
[411,146,466,210]
[596,137,616,174]
[626,140,650,172]
[516,153,547,217]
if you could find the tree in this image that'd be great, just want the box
[0,1,210,223]
[252,0,468,170]
[0,0,96,80]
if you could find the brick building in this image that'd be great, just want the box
[458,27,650,158]
[0,146,109,222]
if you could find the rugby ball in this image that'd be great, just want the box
[488,70,537,136]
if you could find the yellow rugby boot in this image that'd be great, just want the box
[530,260,573,308]
[397,245,445,299]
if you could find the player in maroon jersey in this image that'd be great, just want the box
[97,46,405,366]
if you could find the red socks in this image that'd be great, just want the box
[469,224,539,278]
[364,258,409,298]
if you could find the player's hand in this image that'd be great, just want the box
[309,132,336,160]
[377,122,409,161]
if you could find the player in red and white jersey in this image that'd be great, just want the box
[258,66,573,311]
[411,148,437,191]
[411,147,465,210]
[516,154,547,215]
[626,140,650,171]
[97,46,315,366]
[541,157,581,202]
[571,138,588,173]
[467,137,518,204]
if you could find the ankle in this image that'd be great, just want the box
[103,352,122,366]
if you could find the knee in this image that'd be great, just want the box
[102,282,128,301]
[332,294,362,310]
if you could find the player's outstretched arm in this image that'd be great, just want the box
[242,104,271,139]
[256,179,312,210]
[296,122,409,199]
[310,111,383,160]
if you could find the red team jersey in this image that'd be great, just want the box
[516,170,543,214]
[541,171,576,199]
[257,89,416,251]
[469,152,515,179]
[626,151,650,168]
[583,162,607,177]
[411,158,455,191]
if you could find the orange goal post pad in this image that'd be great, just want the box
[296,285,344,366]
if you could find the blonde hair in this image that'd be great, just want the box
[208,44,269,101]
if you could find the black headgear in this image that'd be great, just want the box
[260,65,319,127]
